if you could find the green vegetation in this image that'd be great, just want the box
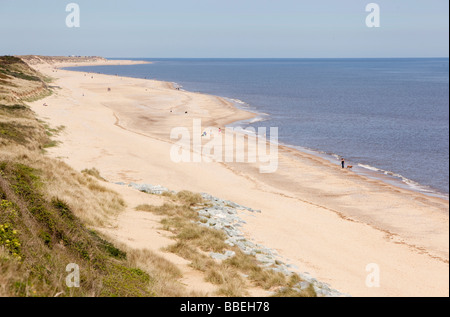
[0,68,41,82]
[0,105,51,150]
[0,55,51,105]
[42,140,60,149]
[0,222,22,259]
[0,161,154,297]
[0,121,32,145]
[0,104,28,112]
[42,122,65,137]
[0,56,41,81]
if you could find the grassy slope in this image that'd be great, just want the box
[0,56,153,297]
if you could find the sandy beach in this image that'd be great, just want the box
[27,58,449,297]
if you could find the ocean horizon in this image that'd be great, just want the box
[65,57,450,199]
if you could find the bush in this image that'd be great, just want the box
[0,223,22,259]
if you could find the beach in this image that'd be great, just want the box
[26,58,449,297]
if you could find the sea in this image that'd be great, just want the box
[65,58,449,199]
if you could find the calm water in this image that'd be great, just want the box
[66,58,449,197]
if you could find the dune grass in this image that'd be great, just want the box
[81,167,107,182]
[136,191,316,297]
[0,161,153,297]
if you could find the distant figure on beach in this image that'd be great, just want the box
[341,158,345,169]
[107,87,111,92]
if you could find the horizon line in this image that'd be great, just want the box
[4,54,449,60]
[105,56,450,60]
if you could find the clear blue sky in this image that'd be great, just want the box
[0,0,448,58]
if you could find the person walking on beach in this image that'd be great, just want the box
[341,158,345,169]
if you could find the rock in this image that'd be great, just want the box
[209,250,236,261]
[270,266,292,276]
[298,281,311,290]
[127,182,170,194]
[286,263,299,270]
[256,254,276,265]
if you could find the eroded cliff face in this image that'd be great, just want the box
[1,55,107,104]
[0,55,52,104]
[18,55,107,66]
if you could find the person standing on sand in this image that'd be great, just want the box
[341,158,345,169]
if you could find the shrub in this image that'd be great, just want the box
[0,223,22,259]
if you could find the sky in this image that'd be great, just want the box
[0,0,448,58]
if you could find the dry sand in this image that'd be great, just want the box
[27,58,449,297]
